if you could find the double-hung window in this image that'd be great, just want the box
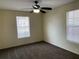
[66,9,79,43]
[16,16,30,39]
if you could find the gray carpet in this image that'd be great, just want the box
[0,42,79,59]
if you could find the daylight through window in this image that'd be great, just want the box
[67,9,79,43]
[16,16,30,39]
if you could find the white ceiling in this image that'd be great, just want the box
[0,0,75,11]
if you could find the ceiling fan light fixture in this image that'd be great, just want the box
[33,9,40,13]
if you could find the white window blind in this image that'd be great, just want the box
[67,9,79,43]
[16,16,30,39]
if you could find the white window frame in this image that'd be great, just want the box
[66,9,79,43]
[16,16,30,39]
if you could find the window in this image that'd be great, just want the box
[66,9,79,43]
[16,16,30,39]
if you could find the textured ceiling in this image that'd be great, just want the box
[0,0,75,11]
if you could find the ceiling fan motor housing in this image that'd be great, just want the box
[32,0,52,13]
[33,5,40,9]
[33,1,40,9]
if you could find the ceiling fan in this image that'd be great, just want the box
[30,0,52,13]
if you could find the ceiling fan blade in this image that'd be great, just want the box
[29,11,33,13]
[41,7,52,10]
[40,10,46,13]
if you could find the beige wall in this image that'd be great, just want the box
[43,0,79,55]
[0,10,43,49]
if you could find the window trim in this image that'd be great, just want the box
[66,9,79,43]
[16,16,31,39]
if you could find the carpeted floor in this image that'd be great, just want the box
[0,41,79,59]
